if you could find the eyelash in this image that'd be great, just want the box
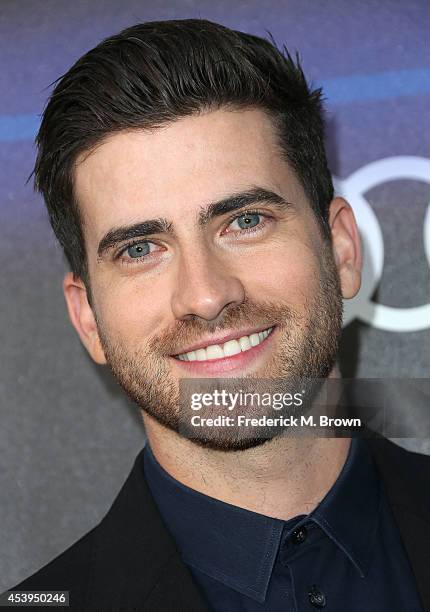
[115,209,272,266]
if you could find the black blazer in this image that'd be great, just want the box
[7,437,430,611]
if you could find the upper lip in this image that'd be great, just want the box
[171,325,275,356]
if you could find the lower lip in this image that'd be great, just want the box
[169,327,277,375]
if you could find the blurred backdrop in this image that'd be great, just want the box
[1,0,429,591]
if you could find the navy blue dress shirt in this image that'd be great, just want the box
[143,437,424,611]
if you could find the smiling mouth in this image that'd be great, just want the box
[173,326,275,362]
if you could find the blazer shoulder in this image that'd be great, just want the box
[368,436,430,471]
[6,524,97,602]
[367,436,430,511]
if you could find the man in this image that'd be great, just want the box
[7,18,430,612]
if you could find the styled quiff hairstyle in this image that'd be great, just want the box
[31,18,333,302]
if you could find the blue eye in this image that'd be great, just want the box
[233,212,261,230]
[127,242,150,258]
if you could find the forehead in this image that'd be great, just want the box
[73,107,304,242]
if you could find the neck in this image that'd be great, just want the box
[141,366,351,521]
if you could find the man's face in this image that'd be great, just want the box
[73,108,343,451]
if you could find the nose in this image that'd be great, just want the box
[170,247,245,322]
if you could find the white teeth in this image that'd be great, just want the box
[239,335,251,351]
[206,344,224,360]
[195,348,207,361]
[176,327,273,362]
[222,339,241,357]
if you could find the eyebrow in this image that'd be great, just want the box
[97,218,173,259]
[97,186,293,259]
[197,187,292,224]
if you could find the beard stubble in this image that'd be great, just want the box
[95,238,344,452]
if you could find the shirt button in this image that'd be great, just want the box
[308,585,326,608]
[291,525,307,544]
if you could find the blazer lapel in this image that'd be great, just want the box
[383,505,430,612]
[367,437,430,612]
[87,446,209,611]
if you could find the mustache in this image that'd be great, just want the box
[148,297,300,356]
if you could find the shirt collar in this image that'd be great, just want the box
[143,437,380,603]
[310,436,381,578]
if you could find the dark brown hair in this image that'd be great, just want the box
[31,18,333,303]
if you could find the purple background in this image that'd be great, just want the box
[1,0,429,591]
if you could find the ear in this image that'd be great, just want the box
[328,197,362,299]
[62,272,107,364]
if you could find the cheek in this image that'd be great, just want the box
[93,277,167,345]
[231,237,321,305]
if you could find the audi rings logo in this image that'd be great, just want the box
[335,156,430,332]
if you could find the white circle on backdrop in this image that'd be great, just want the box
[334,156,430,332]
